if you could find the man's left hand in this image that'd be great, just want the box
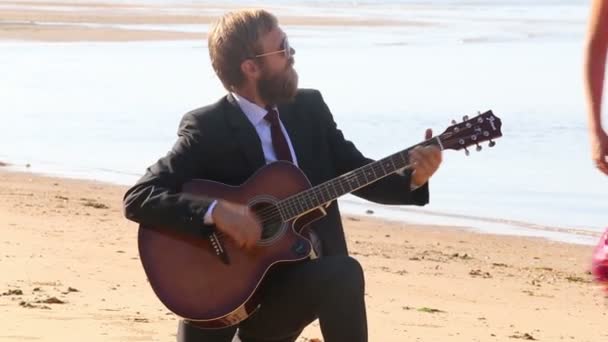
[409,129,443,187]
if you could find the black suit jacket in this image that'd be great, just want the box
[123,89,429,256]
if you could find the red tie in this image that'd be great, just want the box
[266,107,321,256]
[264,107,293,163]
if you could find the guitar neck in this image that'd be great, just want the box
[276,137,443,221]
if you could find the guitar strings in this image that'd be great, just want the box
[213,134,482,241]
[254,161,415,223]
[254,142,430,221]
[254,138,442,221]
[252,134,471,223]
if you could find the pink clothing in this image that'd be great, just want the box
[591,228,608,291]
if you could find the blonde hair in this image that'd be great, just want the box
[208,9,278,90]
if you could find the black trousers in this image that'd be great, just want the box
[177,256,367,342]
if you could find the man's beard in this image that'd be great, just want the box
[257,64,299,106]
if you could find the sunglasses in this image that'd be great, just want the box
[253,38,293,59]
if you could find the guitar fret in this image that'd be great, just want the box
[361,166,371,184]
[290,200,298,217]
[329,182,338,200]
[309,193,316,209]
[348,173,358,191]
[309,191,318,210]
[353,171,361,187]
[341,177,348,193]
[384,158,394,174]
[379,162,387,176]
[314,188,325,206]
[337,177,346,196]
[326,184,332,201]
[302,196,310,212]
[291,196,300,214]
[398,154,405,168]
[322,184,331,204]
[276,203,286,220]
[322,183,331,204]
[389,155,398,171]
[398,151,408,168]
[364,167,373,181]
[373,164,380,176]
[283,200,294,220]
[306,192,316,210]
[360,169,367,184]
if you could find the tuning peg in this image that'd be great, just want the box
[462,115,469,121]
[464,147,470,156]
[488,140,496,147]
[451,119,457,125]
[476,144,482,152]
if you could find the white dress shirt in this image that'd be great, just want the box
[231,93,299,165]
[204,93,298,224]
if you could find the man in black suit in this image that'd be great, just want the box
[123,9,442,342]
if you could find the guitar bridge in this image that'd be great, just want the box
[209,232,230,265]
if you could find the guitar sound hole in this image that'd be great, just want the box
[250,202,283,241]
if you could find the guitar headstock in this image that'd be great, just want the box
[438,110,502,154]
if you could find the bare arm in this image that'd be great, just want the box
[584,0,608,174]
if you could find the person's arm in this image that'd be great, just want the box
[313,90,432,206]
[584,0,608,174]
[123,110,262,248]
[122,111,215,233]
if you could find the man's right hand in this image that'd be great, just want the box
[211,200,262,250]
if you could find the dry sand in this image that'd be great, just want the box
[0,0,432,41]
[0,168,606,342]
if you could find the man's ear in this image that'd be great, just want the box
[240,59,260,80]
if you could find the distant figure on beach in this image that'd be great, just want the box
[584,0,608,176]
[123,9,442,342]
[585,0,608,292]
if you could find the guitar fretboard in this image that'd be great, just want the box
[276,138,441,220]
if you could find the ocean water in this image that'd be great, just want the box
[1,0,606,244]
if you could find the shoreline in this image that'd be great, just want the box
[0,167,605,341]
[0,22,206,41]
[0,162,601,246]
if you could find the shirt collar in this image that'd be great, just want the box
[231,92,275,126]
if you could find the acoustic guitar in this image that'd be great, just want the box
[138,110,503,328]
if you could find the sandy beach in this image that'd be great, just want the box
[0,168,606,342]
[0,0,431,41]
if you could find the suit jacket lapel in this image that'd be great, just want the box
[225,94,266,172]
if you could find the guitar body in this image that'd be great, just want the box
[138,162,325,328]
